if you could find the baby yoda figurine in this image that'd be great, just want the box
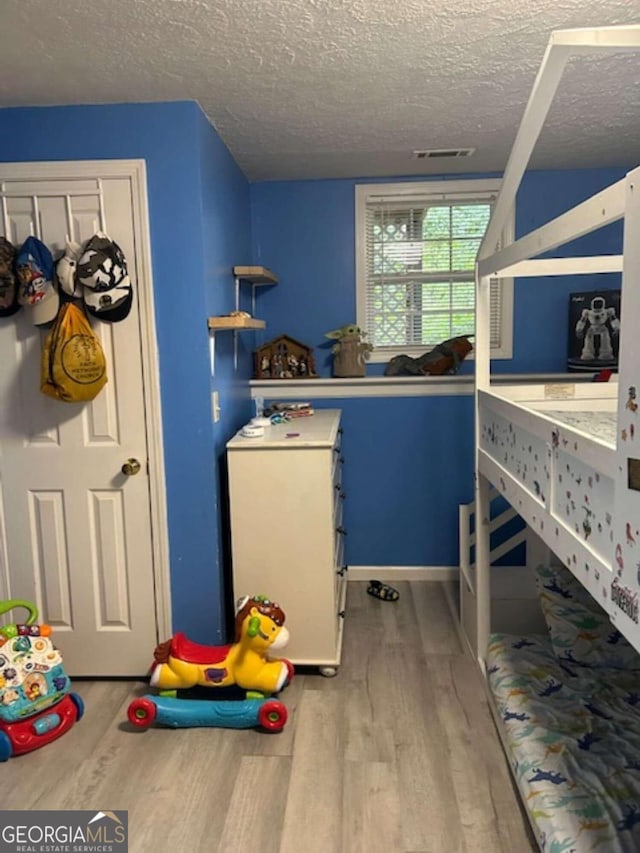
[325,324,373,377]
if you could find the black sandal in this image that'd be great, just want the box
[367,579,399,602]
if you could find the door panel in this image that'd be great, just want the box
[0,170,159,675]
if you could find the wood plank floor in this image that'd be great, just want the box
[0,582,537,853]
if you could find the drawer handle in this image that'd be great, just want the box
[336,525,347,536]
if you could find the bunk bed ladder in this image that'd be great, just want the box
[458,487,547,659]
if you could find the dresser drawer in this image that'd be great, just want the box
[334,534,347,596]
[331,435,344,484]
[333,486,344,527]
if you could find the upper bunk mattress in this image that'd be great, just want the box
[544,409,617,445]
[480,381,618,448]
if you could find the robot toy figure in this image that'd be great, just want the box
[575,295,620,362]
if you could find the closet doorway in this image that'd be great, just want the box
[0,160,170,676]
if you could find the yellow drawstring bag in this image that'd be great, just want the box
[41,302,107,402]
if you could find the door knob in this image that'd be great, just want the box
[121,458,141,476]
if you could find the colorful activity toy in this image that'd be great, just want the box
[0,599,83,760]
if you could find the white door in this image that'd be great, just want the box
[0,161,169,676]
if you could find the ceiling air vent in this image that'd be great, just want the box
[412,148,476,160]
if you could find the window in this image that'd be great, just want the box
[355,180,513,363]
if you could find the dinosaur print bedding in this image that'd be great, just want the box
[487,632,640,852]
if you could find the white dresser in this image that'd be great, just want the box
[226,409,347,675]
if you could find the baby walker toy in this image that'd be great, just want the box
[0,599,84,761]
[127,595,294,733]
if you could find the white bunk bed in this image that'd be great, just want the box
[472,24,640,853]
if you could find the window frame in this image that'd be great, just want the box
[355,179,514,363]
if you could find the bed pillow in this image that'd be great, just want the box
[535,563,640,671]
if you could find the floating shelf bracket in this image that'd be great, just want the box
[232,265,279,317]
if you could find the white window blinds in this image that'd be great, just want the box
[356,181,511,357]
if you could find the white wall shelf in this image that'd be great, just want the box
[249,372,599,399]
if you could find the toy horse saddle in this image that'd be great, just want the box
[0,599,71,723]
[155,632,232,665]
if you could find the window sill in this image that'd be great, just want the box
[249,373,591,400]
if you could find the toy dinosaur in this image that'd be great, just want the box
[384,335,473,376]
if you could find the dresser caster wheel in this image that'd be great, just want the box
[319,666,338,677]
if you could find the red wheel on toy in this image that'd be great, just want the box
[127,697,157,729]
[258,700,288,732]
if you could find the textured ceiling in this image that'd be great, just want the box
[0,0,638,181]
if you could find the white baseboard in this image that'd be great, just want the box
[347,565,459,582]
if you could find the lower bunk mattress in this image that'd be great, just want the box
[487,633,640,852]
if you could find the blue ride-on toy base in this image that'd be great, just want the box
[127,694,287,733]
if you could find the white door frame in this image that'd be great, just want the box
[0,158,172,639]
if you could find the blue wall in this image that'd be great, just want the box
[312,397,474,565]
[0,102,253,643]
[0,100,629,622]
[250,169,626,566]
[251,169,625,377]
[195,108,255,631]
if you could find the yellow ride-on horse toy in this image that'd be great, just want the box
[127,595,294,733]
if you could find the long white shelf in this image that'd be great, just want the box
[249,373,598,399]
